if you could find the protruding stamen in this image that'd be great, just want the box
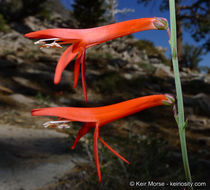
[35,38,59,44]
[43,120,71,128]
[34,38,62,49]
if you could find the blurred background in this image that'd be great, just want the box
[0,0,209,189]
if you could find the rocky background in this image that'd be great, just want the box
[0,7,210,190]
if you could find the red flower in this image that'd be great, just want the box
[32,94,174,182]
[25,17,168,101]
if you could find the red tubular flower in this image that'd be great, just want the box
[25,17,168,101]
[31,94,174,182]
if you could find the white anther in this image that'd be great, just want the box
[34,41,44,45]
[34,38,62,49]
[57,124,71,129]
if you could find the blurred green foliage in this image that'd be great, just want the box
[0,0,50,22]
[72,0,107,28]
[93,71,126,95]
[134,40,169,65]
[182,43,204,69]
[0,14,10,33]
[35,92,49,104]
[138,63,156,74]
[137,0,210,52]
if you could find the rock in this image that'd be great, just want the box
[37,55,58,63]
[125,62,144,72]
[197,137,210,146]
[6,54,18,63]
[59,96,71,104]
[139,50,148,61]
[95,37,143,63]
[184,93,210,116]
[132,64,143,71]
[150,58,162,64]
[156,46,167,54]
[123,73,133,80]
[182,77,210,95]
[204,75,210,84]
[12,77,44,92]
[110,58,128,68]
[0,85,13,94]
[188,115,210,132]
[24,16,48,31]
[5,54,24,65]
[0,59,17,68]
[153,64,173,78]
[0,31,34,54]
[193,93,210,115]
[9,94,35,105]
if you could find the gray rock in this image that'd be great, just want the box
[24,16,49,31]
[188,115,210,131]
[123,73,133,80]
[184,93,210,116]
[204,75,210,84]
[0,31,33,53]
[197,137,210,146]
[156,46,167,54]
[153,64,173,78]
[139,50,148,61]
[193,93,210,115]
[9,94,35,105]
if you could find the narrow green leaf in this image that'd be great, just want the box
[182,120,188,131]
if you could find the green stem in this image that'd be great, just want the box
[169,0,192,188]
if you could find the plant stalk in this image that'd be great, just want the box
[169,0,192,188]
